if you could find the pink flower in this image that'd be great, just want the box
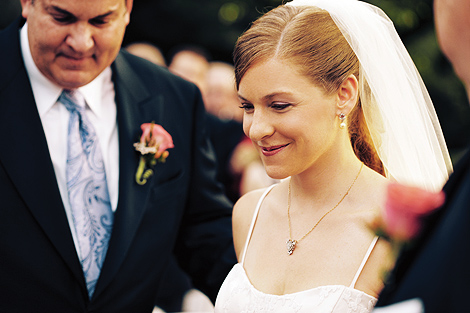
[133,122,174,185]
[368,182,445,281]
[137,122,174,160]
[381,182,445,241]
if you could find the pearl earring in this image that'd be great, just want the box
[339,113,346,129]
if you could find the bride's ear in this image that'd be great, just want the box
[335,74,359,116]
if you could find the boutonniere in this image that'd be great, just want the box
[133,122,174,185]
[369,182,445,277]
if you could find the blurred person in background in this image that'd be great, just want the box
[125,42,167,67]
[205,61,243,122]
[168,45,210,96]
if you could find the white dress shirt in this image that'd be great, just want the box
[20,23,120,258]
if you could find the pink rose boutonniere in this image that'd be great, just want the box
[369,182,445,279]
[371,182,445,258]
[133,122,174,185]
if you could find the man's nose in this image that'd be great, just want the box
[65,23,94,53]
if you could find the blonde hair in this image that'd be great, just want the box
[233,5,384,175]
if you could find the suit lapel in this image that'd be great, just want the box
[0,19,84,288]
[94,52,163,297]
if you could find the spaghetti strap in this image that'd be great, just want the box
[349,236,379,288]
[240,184,277,266]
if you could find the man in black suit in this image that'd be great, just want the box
[376,0,470,311]
[0,0,236,312]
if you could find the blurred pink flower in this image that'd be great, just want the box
[368,182,445,280]
[375,182,445,242]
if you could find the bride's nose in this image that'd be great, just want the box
[245,110,274,142]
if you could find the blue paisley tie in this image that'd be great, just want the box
[59,89,113,298]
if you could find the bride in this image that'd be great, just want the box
[214,0,452,312]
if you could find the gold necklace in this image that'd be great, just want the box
[286,163,363,255]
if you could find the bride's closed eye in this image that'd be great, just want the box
[239,103,254,113]
[270,102,291,111]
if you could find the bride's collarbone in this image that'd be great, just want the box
[244,240,368,295]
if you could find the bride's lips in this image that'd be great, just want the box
[260,144,289,156]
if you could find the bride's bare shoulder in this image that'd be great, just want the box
[233,187,270,232]
[232,186,275,258]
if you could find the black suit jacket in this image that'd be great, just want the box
[0,18,236,313]
[376,147,470,312]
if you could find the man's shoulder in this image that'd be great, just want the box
[0,17,26,93]
[112,50,203,110]
[118,50,167,74]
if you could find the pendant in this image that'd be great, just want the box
[286,239,297,255]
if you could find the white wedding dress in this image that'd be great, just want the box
[215,184,378,313]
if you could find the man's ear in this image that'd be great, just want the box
[335,74,359,116]
[20,0,33,19]
[124,0,134,25]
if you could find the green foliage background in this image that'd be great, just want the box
[1,0,469,161]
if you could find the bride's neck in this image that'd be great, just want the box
[290,153,363,203]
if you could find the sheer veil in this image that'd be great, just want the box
[287,0,452,191]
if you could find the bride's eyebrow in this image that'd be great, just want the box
[262,92,292,101]
[238,92,293,102]
[238,94,249,102]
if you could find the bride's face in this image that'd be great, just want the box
[238,58,340,179]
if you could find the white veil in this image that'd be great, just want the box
[287,0,452,191]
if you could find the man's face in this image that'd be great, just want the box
[434,0,470,87]
[21,0,133,89]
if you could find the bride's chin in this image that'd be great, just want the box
[265,168,289,181]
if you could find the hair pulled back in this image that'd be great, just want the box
[233,5,384,175]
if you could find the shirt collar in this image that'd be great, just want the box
[79,68,112,119]
[20,22,112,119]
